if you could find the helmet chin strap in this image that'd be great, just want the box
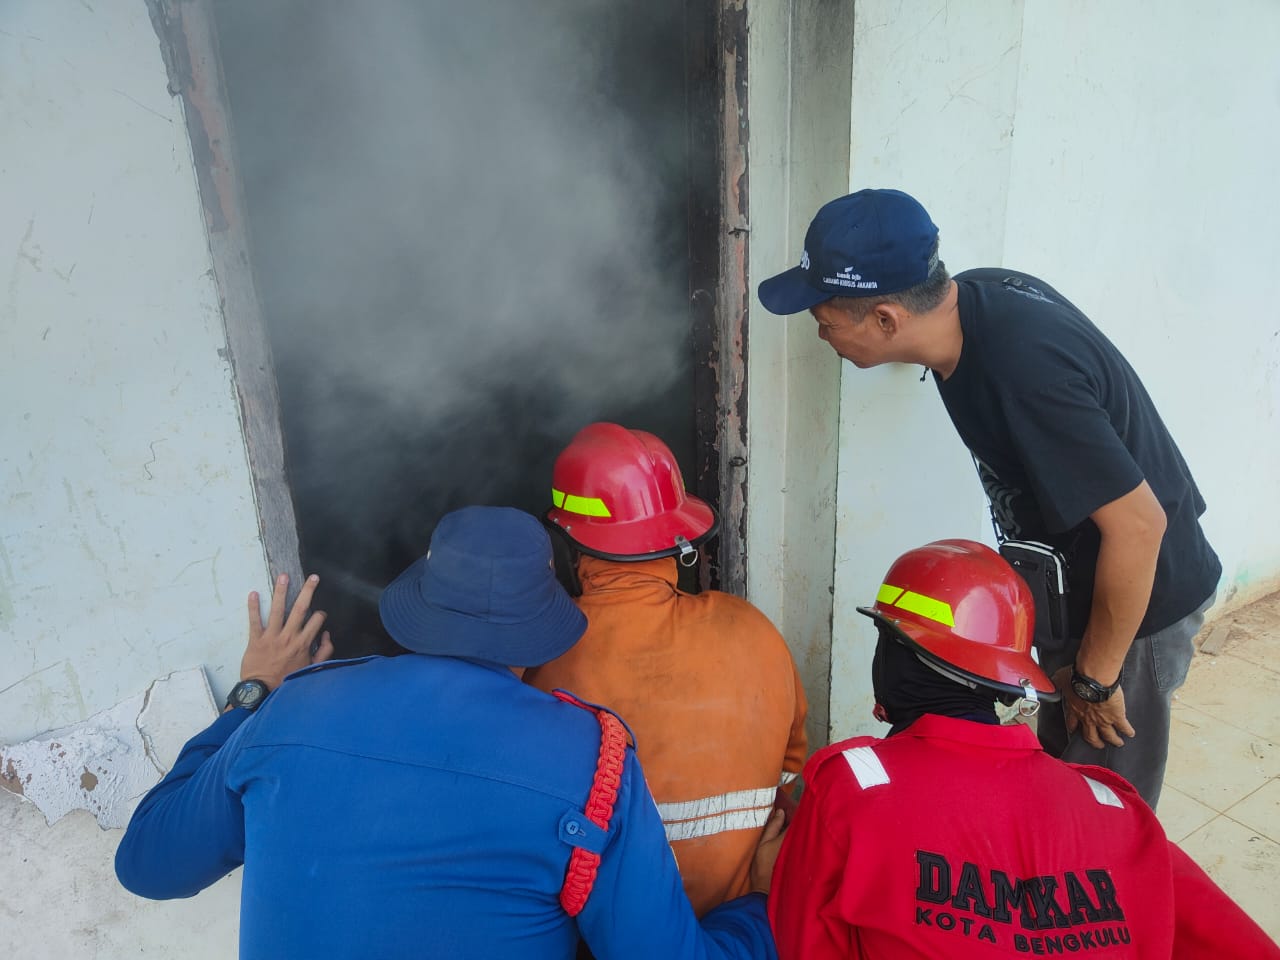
[919,652,1041,718]
[917,654,978,690]
[675,536,698,567]
[1017,679,1041,717]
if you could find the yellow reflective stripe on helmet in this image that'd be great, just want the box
[876,583,905,606]
[551,488,612,518]
[878,582,955,628]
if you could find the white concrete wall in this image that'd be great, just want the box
[809,0,1280,742]
[1003,0,1280,613]
[1,0,259,950]
[746,1,853,751]
[828,0,1027,742]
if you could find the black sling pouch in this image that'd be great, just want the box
[970,455,1070,648]
[998,539,1070,648]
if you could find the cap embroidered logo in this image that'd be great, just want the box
[757,188,939,315]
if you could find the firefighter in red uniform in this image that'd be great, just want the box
[524,422,808,917]
[769,539,1278,959]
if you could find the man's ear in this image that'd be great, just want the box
[870,302,904,337]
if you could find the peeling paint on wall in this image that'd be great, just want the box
[0,668,216,829]
[0,0,269,748]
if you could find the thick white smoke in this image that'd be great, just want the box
[214,1,694,645]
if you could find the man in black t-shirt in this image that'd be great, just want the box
[756,189,1220,808]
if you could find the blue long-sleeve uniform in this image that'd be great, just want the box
[115,654,776,960]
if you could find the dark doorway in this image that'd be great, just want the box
[211,2,718,655]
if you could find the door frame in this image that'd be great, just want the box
[147,0,304,592]
[688,0,750,597]
[150,0,752,599]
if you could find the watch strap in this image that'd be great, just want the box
[225,678,271,712]
[1071,667,1121,701]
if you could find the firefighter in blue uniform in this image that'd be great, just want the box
[115,506,780,960]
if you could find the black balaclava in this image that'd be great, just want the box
[871,626,1001,735]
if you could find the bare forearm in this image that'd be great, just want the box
[1078,484,1166,684]
[1078,536,1158,683]
[1056,482,1166,748]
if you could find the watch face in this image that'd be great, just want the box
[1071,678,1105,703]
[229,680,269,711]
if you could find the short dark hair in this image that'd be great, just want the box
[830,241,950,317]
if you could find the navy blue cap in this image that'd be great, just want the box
[758,189,939,315]
[379,506,587,667]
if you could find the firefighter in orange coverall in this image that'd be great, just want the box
[524,422,808,917]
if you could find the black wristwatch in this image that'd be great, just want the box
[225,679,271,713]
[1070,668,1121,704]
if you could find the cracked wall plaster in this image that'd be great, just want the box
[0,668,216,829]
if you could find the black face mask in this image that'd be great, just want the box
[871,629,1000,735]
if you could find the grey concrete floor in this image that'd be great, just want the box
[1160,589,1280,942]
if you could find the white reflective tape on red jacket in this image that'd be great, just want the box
[1082,775,1124,809]
[657,786,777,842]
[842,746,891,789]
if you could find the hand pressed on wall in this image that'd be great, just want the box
[240,573,334,690]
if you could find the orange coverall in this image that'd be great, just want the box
[523,555,808,916]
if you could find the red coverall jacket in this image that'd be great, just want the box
[770,714,1278,959]
[524,556,808,916]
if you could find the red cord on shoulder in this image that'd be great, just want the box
[554,691,628,917]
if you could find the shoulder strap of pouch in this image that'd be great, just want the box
[970,451,1008,544]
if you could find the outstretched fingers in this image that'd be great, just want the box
[239,573,330,690]
[266,573,290,632]
[285,575,320,633]
[311,630,335,665]
[247,590,263,643]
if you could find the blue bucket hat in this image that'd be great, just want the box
[379,506,587,667]
[757,189,939,315]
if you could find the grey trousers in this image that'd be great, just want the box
[1035,593,1214,810]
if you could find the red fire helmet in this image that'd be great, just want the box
[857,539,1058,701]
[547,422,718,561]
